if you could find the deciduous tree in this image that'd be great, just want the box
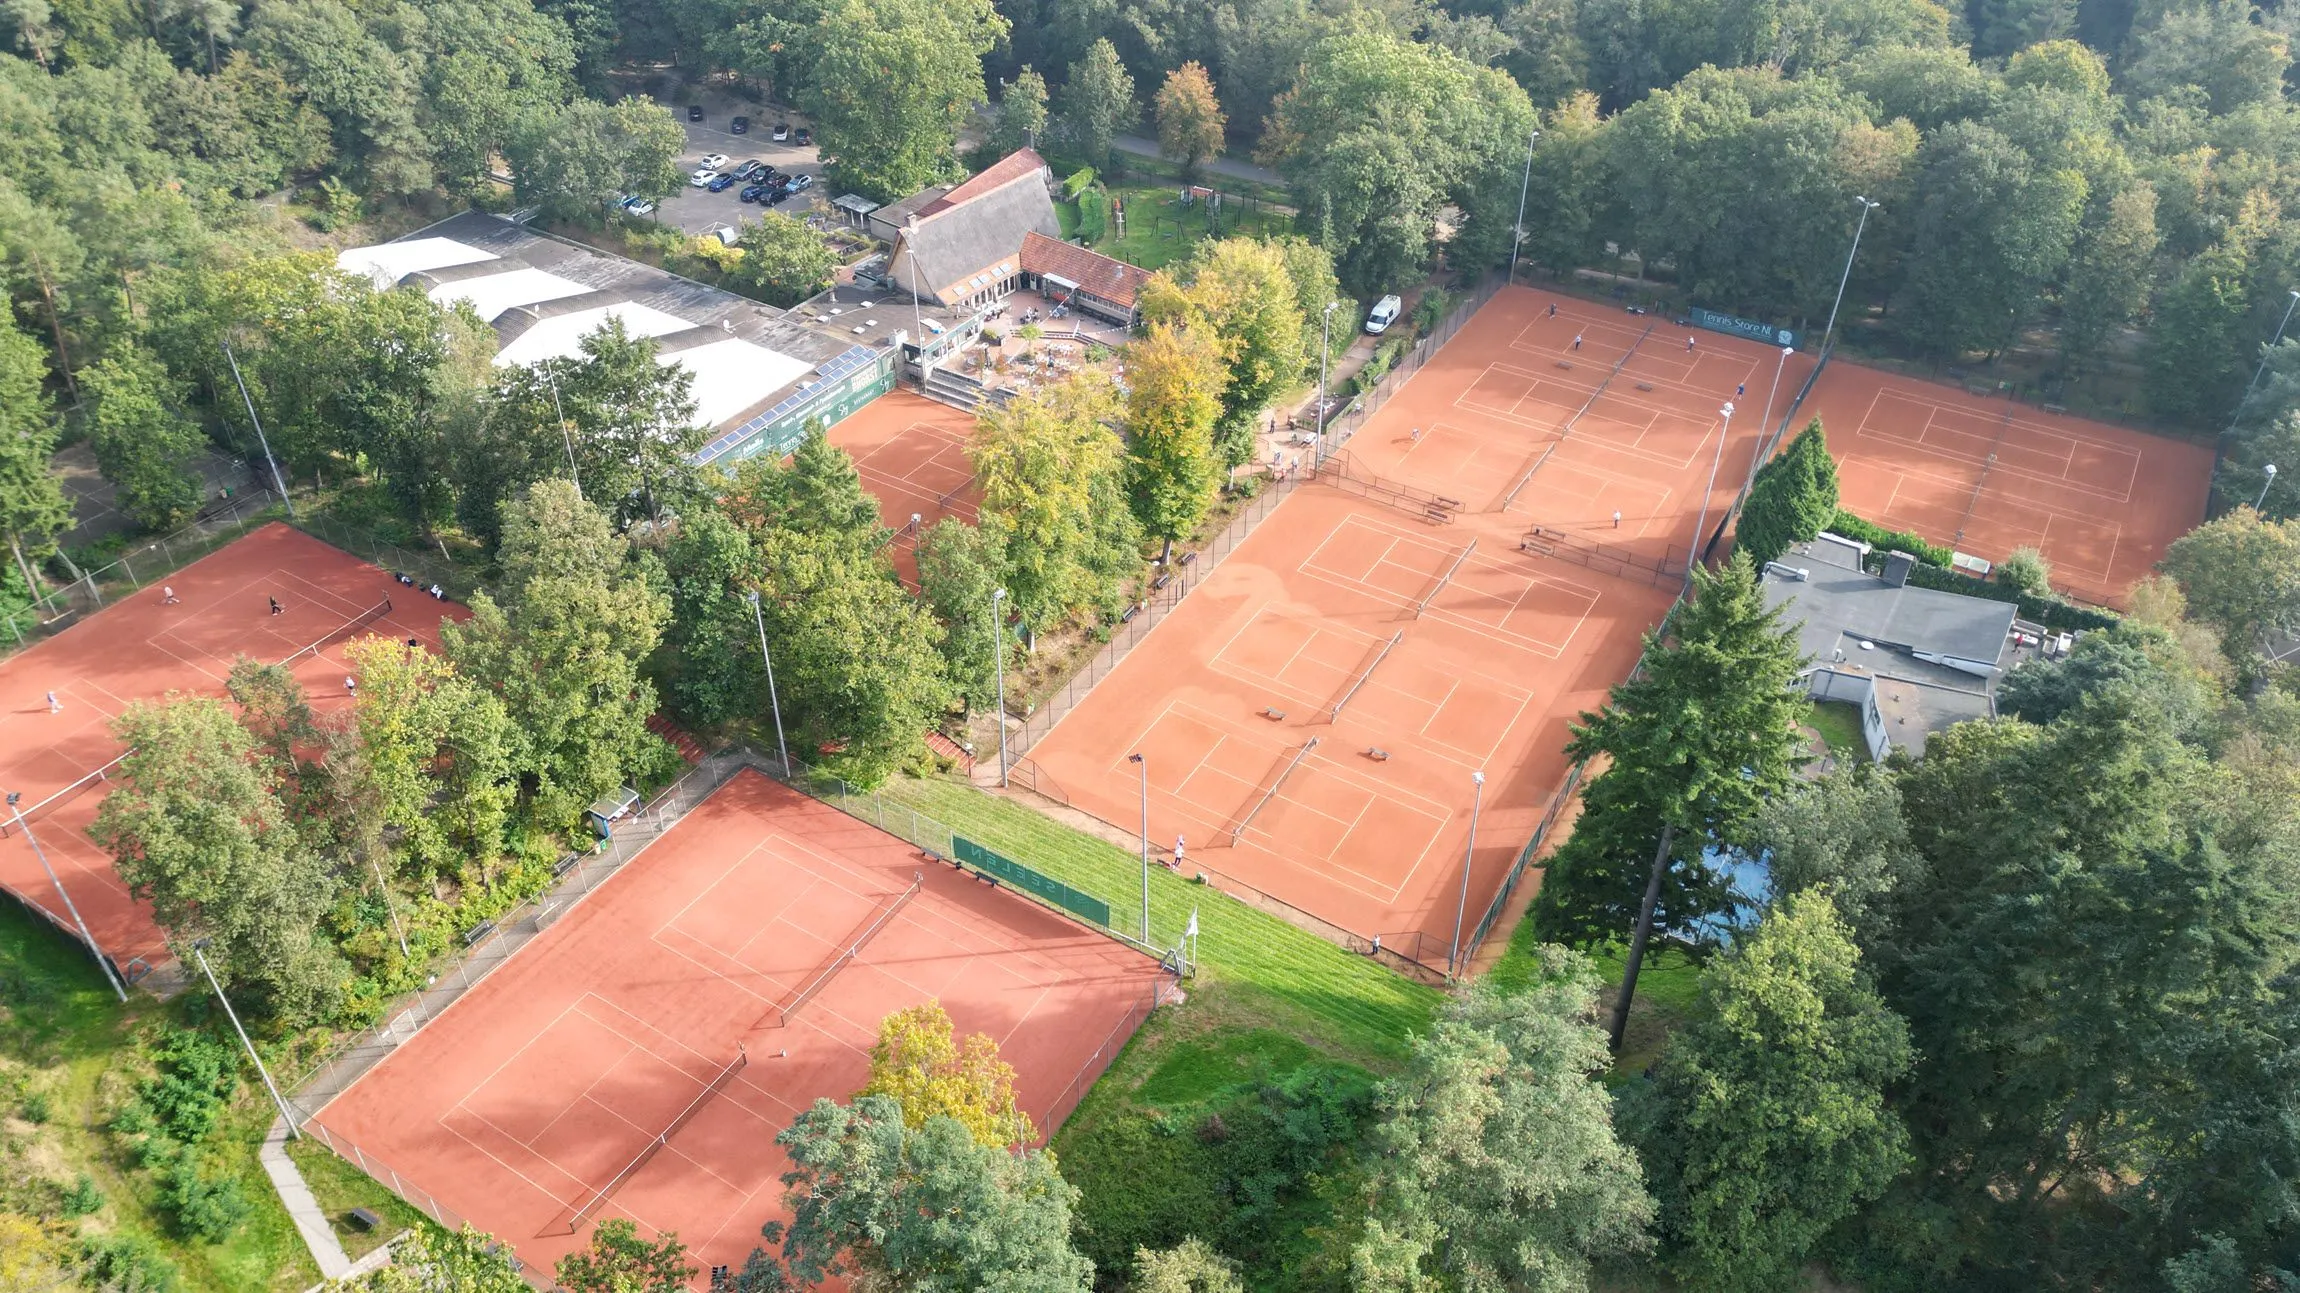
[344,636,517,874]
[92,697,345,1022]
[556,1218,697,1293]
[744,1096,1092,1293]
[971,372,1141,632]
[990,67,1050,157]
[1058,38,1136,168]
[732,210,840,307]
[2160,506,2300,663]
[80,341,206,530]
[800,0,1006,201]
[858,1001,1034,1146]
[340,1225,529,1292]
[506,95,685,218]
[1622,892,1912,1293]
[1153,62,1223,179]
[1123,320,1223,552]
[916,518,1006,711]
[1352,950,1654,1293]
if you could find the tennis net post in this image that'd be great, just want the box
[275,596,394,667]
[565,1044,749,1234]
[1412,540,1477,619]
[1230,737,1320,847]
[771,871,924,1029]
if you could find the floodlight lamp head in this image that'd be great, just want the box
[993,587,1007,602]
[1472,770,1486,786]
[2271,464,2281,476]
[1129,753,1144,764]
[4,793,16,808]
[746,588,760,605]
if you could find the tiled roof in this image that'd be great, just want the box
[1019,232,1150,309]
[918,148,1048,218]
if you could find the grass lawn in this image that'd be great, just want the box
[1806,701,1870,765]
[1096,184,1298,273]
[876,777,1441,1061]
[0,896,321,1291]
[285,1133,429,1262]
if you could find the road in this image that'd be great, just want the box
[1111,134,1284,189]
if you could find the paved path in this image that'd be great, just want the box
[262,1116,354,1282]
[1111,134,1284,188]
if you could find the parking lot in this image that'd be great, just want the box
[651,110,830,235]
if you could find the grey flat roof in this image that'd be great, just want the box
[1763,540,2017,667]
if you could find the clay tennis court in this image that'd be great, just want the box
[825,390,981,586]
[1022,288,1771,961]
[310,769,1162,1279]
[1795,365,2213,607]
[0,523,465,975]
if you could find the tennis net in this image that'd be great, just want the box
[276,596,395,666]
[565,1044,749,1233]
[771,872,924,1029]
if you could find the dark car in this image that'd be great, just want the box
[758,167,783,186]
[687,104,703,122]
[706,173,738,192]
[772,122,791,141]
[794,127,812,146]
[740,183,771,202]
[766,186,792,205]
[730,115,750,134]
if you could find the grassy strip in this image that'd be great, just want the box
[1487,909,1705,1081]
[1806,701,1870,765]
[284,1134,429,1262]
[875,776,1441,1061]
[0,896,320,1291]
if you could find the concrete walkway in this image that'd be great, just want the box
[262,1116,354,1282]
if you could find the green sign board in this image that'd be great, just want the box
[1688,307,1794,348]
[953,836,1113,927]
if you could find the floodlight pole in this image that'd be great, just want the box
[1129,753,1149,942]
[1820,197,1879,353]
[992,588,1009,787]
[1316,301,1339,467]
[545,370,582,501]
[191,940,299,1135]
[1508,127,1541,284]
[2260,463,2280,511]
[371,855,409,961]
[1448,770,1486,978]
[222,340,295,519]
[10,793,125,1001]
[2227,289,2300,448]
[746,590,792,779]
[1690,402,1734,577]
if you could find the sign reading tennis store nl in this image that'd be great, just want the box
[1688,307,1795,348]
[952,837,1114,927]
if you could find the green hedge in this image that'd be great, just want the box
[1890,560,2119,632]
[1063,167,1097,201]
[1076,187,1108,242]
[1825,510,1954,567]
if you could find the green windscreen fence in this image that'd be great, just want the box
[953,837,1113,927]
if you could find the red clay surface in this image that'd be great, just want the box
[312,769,1162,1279]
[824,390,981,586]
[1794,364,2213,607]
[1021,287,1794,960]
[0,523,466,973]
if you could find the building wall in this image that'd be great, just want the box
[712,350,898,467]
[1805,668,1893,763]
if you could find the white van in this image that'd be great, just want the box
[1365,294,1403,334]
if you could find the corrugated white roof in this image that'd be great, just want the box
[428,268,594,322]
[337,238,497,290]
[663,337,815,427]
[493,302,696,367]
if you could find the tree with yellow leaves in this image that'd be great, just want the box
[1124,319,1226,558]
[857,1001,1036,1146]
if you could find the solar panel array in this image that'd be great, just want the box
[692,345,882,466]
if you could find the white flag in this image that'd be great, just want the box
[1185,907,1199,939]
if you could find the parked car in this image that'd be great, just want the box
[700,152,730,169]
[766,187,792,205]
[706,173,738,192]
[690,169,721,187]
[788,173,814,191]
[1365,294,1403,334]
[687,105,703,122]
[772,122,790,141]
[740,183,771,202]
[730,115,750,134]
[794,127,812,146]
[624,198,656,215]
[731,160,762,179]
[759,167,783,185]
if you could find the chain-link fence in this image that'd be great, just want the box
[0,482,282,655]
[1007,474,1305,759]
[289,513,485,604]
[1311,275,1505,462]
